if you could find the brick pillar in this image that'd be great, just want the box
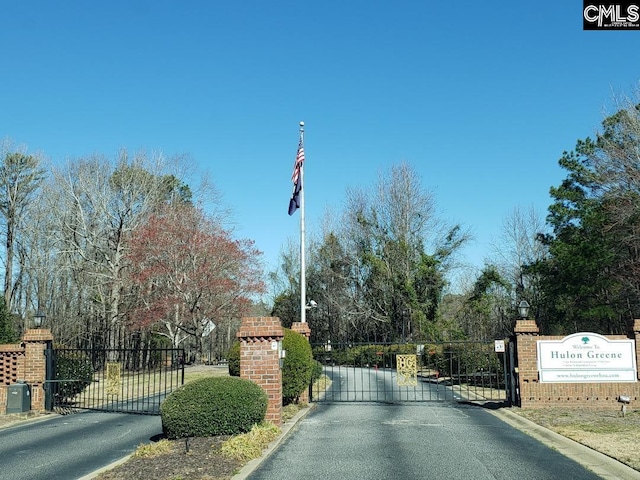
[514,319,539,408]
[291,322,312,403]
[291,321,311,340]
[22,329,54,412]
[237,317,284,426]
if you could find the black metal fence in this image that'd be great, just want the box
[45,347,185,415]
[311,341,513,404]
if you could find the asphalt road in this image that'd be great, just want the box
[0,411,162,480]
[246,401,603,480]
[247,365,604,480]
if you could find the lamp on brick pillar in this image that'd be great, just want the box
[518,301,530,320]
[513,301,538,409]
[33,310,46,329]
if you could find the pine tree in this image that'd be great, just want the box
[0,297,17,343]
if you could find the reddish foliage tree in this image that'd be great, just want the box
[126,204,265,356]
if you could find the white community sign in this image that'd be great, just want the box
[537,332,637,383]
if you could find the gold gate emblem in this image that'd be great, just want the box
[106,362,121,396]
[396,354,418,386]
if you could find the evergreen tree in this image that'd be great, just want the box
[0,297,18,343]
[531,105,640,334]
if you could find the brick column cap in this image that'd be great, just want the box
[22,329,53,342]
[514,319,539,335]
[633,319,640,334]
[237,317,284,340]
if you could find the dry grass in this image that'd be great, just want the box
[69,368,181,407]
[310,374,332,400]
[183,366,229,384]
[283,402,304,422]
[132,439,174,458]
[220,423,281,462]
[513,407,640,471]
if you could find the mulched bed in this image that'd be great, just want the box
[96,436,244,480]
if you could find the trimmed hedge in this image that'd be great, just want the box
[282,328,313,405]
[160,376,267,439]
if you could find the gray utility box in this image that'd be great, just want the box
[6,381,31,414]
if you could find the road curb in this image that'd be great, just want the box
[232,403,316,480]
[488,407,640,480]
[77,453,135,480]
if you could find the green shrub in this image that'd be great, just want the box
[227,340,240,377]
[428,343,502,378]
[327,347,349,365]
[313,344,418,368]
[282,328,313,405]
[160,376,267,439]
[54,351,94,400]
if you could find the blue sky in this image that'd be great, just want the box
[1,1,639,287]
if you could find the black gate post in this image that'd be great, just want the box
[501,345,510,405]
[508,337,518,406]
[44,341,55,411]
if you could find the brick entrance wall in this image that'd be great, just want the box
[0,329,53,414]
[515,319,640,409]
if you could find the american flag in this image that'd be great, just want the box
[288,139,305,215]
[291,140,305,183]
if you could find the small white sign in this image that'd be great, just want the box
[271,341,278,351]
[494,340,505,353]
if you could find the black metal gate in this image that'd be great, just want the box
[45,346,185,415]
[310,341,515,404]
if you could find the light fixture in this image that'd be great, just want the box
[619,395,631,416]
[33,310,46,328]
[518,301,530,319]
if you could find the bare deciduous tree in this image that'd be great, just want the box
[0,141,45,311]
[48,151,175,347]
[491,205,548,293]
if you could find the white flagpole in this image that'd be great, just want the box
[299,121,306,323]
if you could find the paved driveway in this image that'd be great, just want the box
[0,411,162,480]
[247,402,603,480]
